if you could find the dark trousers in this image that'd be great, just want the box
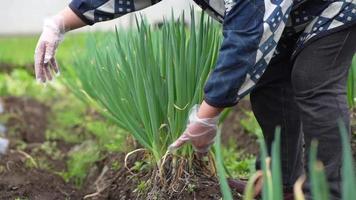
[251,25,356,200]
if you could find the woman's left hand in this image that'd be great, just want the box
[168,102,223,154]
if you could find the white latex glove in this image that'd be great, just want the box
[34,15,65,83]
[169,105,219,153]
[0,137,9,155]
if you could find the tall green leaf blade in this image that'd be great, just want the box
[338,120,356,200]
[214,127,234,200]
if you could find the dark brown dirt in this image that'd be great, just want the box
[0,62,34,74]
[221,99,259,156]
[0,152,82,200]
[3,96,49,143]
[0,96,82,200]
[80,152,242,200]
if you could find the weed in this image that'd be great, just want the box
[61,141,100,186]
[85,121,126,152]
[0,165,5,173]
[131,160,150,173]
[111,160,121,171]
[133,180,151,195]
[240,110,262,137]
[187,183,197,193]
[0,69,59,101]
[222,143,255,178]
[39,141,63,160]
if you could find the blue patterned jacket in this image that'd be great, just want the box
[69,0,356,107]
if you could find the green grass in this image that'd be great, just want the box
[0,33,87,66]
[0,36,38,65]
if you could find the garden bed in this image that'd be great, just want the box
[0,96,82,199]
[0,95,355,199]
[0,96,254,199]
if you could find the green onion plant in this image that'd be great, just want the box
[64,11,221,167]
[347,56,356,108]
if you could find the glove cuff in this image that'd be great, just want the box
[189,104,219,126]
[43,15,66,42]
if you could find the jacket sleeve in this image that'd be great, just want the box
[203,0,294,107]
[69,0,162,25]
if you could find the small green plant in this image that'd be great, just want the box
[187,183,197,193]
[240,110,262,137]
[39,141,63,160]
[222,140,255,178]
[111,160,121,171]
[133,180,151,195]
[0,69,59,101]
[0,165,5,174]
[14,197,29,200]
[45,95,87,144]
[131,160,150,173]
[14,140,27,151]
[61,141,100,186]
[85,121,126,152]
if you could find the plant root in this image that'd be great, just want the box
[83,165,110,199]
[294,175,306,200]
[146,151,218,199]
[15,149,38,168]
[124,148,147,175]
[119,148,219,199]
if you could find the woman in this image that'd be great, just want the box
[34,0,356,199]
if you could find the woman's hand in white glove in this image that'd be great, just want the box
[34,7,86,83]
[169,102,223,155]
[34,15,65,83]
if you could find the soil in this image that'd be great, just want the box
[0,152,83,200]
[350,108,356,160]
[1,96,355,200]
[0,96,83,200]
[0,62,34,74]
[80,152,242,200]
[3,96,49,143]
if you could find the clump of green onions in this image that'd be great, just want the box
[64,11,221,166]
